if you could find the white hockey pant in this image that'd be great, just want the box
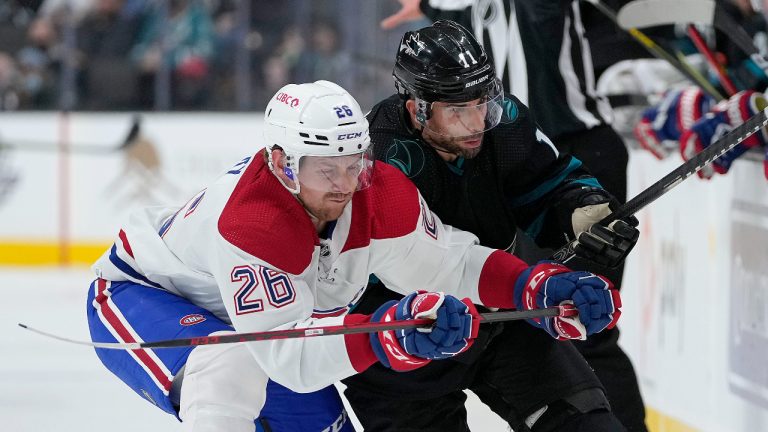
[177,331,268,432]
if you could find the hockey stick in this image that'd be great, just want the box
[686,25,739,96]
[584,0,725,100]
[17,305,577,350]
[0,116,141,154]
[617,0,768,75]
[617,0,716,28]
[712,6,768,75]
[553,106,768,262]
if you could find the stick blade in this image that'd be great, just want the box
[617,0,715,29]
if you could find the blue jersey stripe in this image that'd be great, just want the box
[158,211,179,237]
[108,245,164,289]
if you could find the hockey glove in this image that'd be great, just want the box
[634,87,715,159]
[557,186,640,268]
[513,261,621,340]
[680,90,768,179]
[369,291,480,372]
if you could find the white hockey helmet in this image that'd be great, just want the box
[264,80,373,194]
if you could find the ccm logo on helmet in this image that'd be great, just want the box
[179,314,207,326]
[275,92,300,108]
[338,132,363,140]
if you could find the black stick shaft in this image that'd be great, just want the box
[587,0,724,100]
[552,107,768,262]
[135,307,566,349]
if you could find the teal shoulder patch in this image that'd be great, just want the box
[499,98,519,124]
[384,139,426,178]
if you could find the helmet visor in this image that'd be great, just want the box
[290,147,374,194]
[421,78,504,139]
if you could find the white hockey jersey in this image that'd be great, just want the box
[93,151,528,392]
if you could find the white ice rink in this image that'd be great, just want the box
[1,267,509,432]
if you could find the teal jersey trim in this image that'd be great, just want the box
[524,211,548,239]
[745,58,768,79]
[509,158,583,207]
[520,173,602,239]
[446,156,465,175]
[573,177,602,188]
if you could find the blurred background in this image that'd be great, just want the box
[0,0,424,112]
[1,1,768,431]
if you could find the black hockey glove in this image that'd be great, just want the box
[556,186,639,268]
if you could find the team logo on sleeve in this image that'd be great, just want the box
[420,200,438,239]
[500,98,519,124]
[232,265,296,315]
[385,139,425,178]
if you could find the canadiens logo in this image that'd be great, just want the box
[276,92,300,108]
[179,314,206,326]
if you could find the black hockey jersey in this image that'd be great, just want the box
[367,94,602,251]
[420,0,613,139]
[342,95,605,393]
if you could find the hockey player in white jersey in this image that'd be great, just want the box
[86,80,622,431]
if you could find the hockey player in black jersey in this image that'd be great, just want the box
[375,2,649,431]
[341,21,639,432]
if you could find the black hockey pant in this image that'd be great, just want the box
[343,320,626,432]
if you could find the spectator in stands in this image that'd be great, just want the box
[259,26,305,105]
[130,0,214,109]
[294,20,352,90]
[0,53,21,110]
[0,0,36,56]
[15,44,55,109]
[76,0,146,109]
[13,1,78,110]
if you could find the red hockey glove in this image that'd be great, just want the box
[513,262,621,340]
[680,90,768,179]
[634,86,715,159]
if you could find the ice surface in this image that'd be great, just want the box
[1,267,509,431]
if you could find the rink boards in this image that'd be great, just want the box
[1,112,767,431]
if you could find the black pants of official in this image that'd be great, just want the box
[541,124,647,432]
[343,295,626,432]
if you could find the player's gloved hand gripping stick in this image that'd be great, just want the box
[18,304,578,350]
[553,106,768,264]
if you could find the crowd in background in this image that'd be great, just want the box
[1,0,767,116]
[0,0,424,111]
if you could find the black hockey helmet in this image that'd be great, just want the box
[393,20,498,104]
[393,20,504,136]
